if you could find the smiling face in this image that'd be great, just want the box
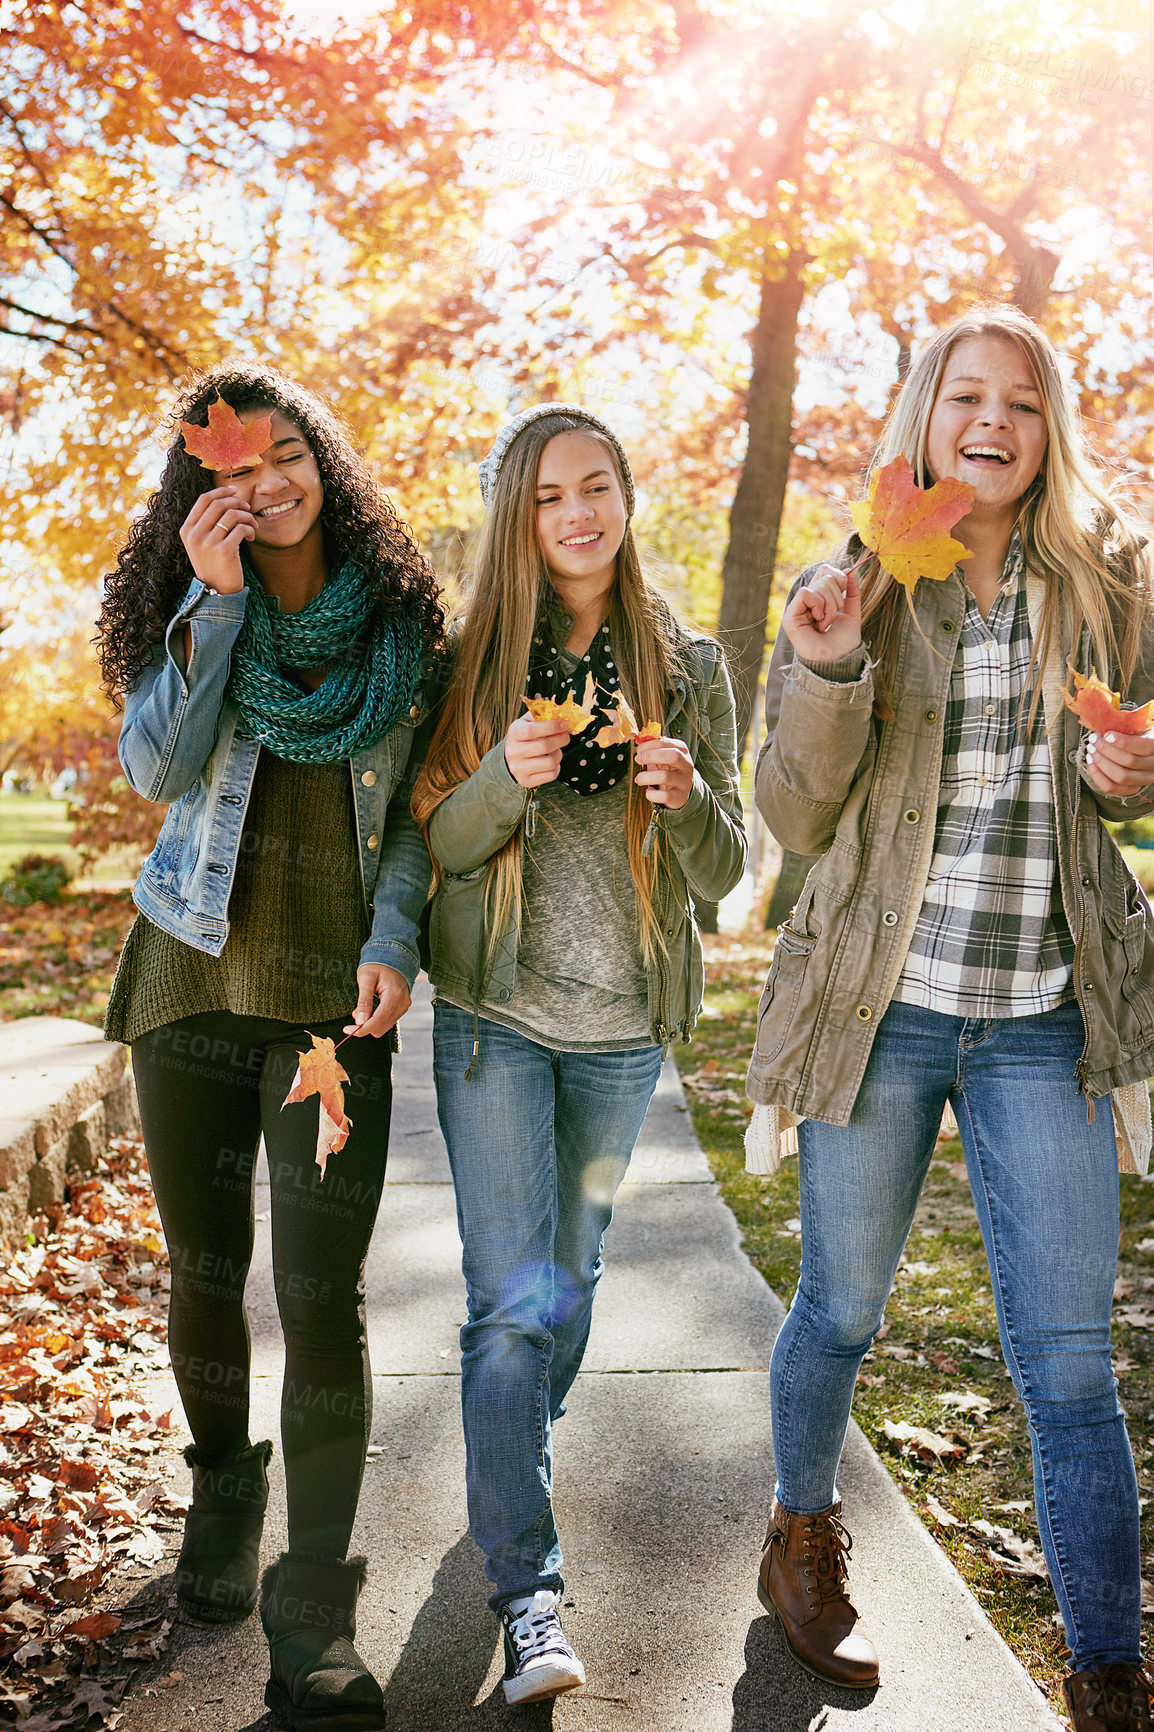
[925,336,1048,524]
[534,430,628,594]
[208,406,324,555]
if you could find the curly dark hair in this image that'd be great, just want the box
[97,362,445,699]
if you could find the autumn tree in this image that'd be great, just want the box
[450,0,1153,754]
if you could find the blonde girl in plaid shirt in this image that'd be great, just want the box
[752,306,1154,1730]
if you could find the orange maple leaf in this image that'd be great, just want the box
[849,455,974,591]
[281,1033,352,1180]
[524,670,598,734]
[594,698,663,748]
[1063,666,1154,736]
[180,395,274,472]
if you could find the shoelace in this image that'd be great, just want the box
[506,1594,571,1661]
[803,1510,855,1605]
[1077,1664,1154,1728]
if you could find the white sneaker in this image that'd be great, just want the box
[500,1589,587,1705]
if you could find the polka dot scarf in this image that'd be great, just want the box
[527,621,633,797]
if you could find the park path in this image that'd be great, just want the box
[115,981,1063,1731]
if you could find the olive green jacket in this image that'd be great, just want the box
[426,625,746,1047]
[746,566,1154,1162]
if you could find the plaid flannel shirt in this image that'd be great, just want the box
[892,540,1076,1018]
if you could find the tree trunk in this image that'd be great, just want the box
[716,251,807,763]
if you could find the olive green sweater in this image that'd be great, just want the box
[105,752,368,1044]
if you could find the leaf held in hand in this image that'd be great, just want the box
[594,698,663,748]
[524,670,598,734]
[282,1033,352,1180]
[180,395,274,472]
[849,455,974,591]
[1063,666,1154,735]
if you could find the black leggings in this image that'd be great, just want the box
[132,1010,393,1559]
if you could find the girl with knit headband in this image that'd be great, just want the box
[99,364,443,1732]
[412,403,746,1702]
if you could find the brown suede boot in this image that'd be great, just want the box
[1063,1664,1154,1730]
[757,1498,879,1690]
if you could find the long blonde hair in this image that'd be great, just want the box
[847,305,1152,723]
[412,413,689,969]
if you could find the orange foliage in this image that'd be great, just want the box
[180,399,273,471]
[848,458,974,591]
[282,1034,353,1180]
[1063,668,1154,737]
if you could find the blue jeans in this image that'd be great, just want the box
[433,1002,663,1606]
[771,999,1140,1670]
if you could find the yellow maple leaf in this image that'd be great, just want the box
[524,670,597,733]
[594,697,663,748]
[849,455,974,591]
[282,1033,352,1180]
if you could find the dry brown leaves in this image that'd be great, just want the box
[0,1136,183,1729]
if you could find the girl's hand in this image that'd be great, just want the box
[635,736,695,811]
[782,563,863,664]
[504,713,570,787]
[179,487,256,594]
[344,964,411,1038]
[1084,729,1154,801]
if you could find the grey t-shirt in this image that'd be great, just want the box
[439,772,653,1052]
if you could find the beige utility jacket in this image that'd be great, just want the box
[745,565,1154,1174]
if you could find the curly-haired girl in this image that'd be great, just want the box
[99,363,443,1732]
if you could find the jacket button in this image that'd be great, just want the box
[942,620,956,633]
[361,770,377,787]
[882,910,898,926]
[409,704,420,719]
[924,710,937,724]
[855,1004,873,1021]
[366,834,379,850]
[903,808,921,825]
[498,988,511,1002]
[1085,981,1094,991]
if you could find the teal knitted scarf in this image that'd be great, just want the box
[227,562,421,762]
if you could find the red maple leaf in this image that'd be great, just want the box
[1064,667,1154,736]
[849,455,974,590]
[180,396,273,472]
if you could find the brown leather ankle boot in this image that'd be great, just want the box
[757,1498,879,1690]
[1063,1664,1154,1730]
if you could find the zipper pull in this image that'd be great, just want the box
[1074,1057,1096,1124]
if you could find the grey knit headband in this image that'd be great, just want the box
[477,403,635,517]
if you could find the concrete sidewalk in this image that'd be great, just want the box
[116,984,1062,1731]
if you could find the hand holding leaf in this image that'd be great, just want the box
[282,1033,352,1181]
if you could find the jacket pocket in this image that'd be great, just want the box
[428,865,488,980]
[1104,873,1154,1030]
[752,923,817,1067]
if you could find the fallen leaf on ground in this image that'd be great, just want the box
[883,1419,968,1466]
[1063,666,1154,736]
[972,1520,1048,1581]
[524,671,598,735]
[924,1494,960,1527]
[848,455,974,590]
[0,1136,180,1724]
[180,396,273,472]
[935,1390,992,1419]
[282,1034,352,1180]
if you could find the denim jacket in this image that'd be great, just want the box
[118,578,432,988]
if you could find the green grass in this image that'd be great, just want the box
[683,933,1154,1719]
[0,793,139,884]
